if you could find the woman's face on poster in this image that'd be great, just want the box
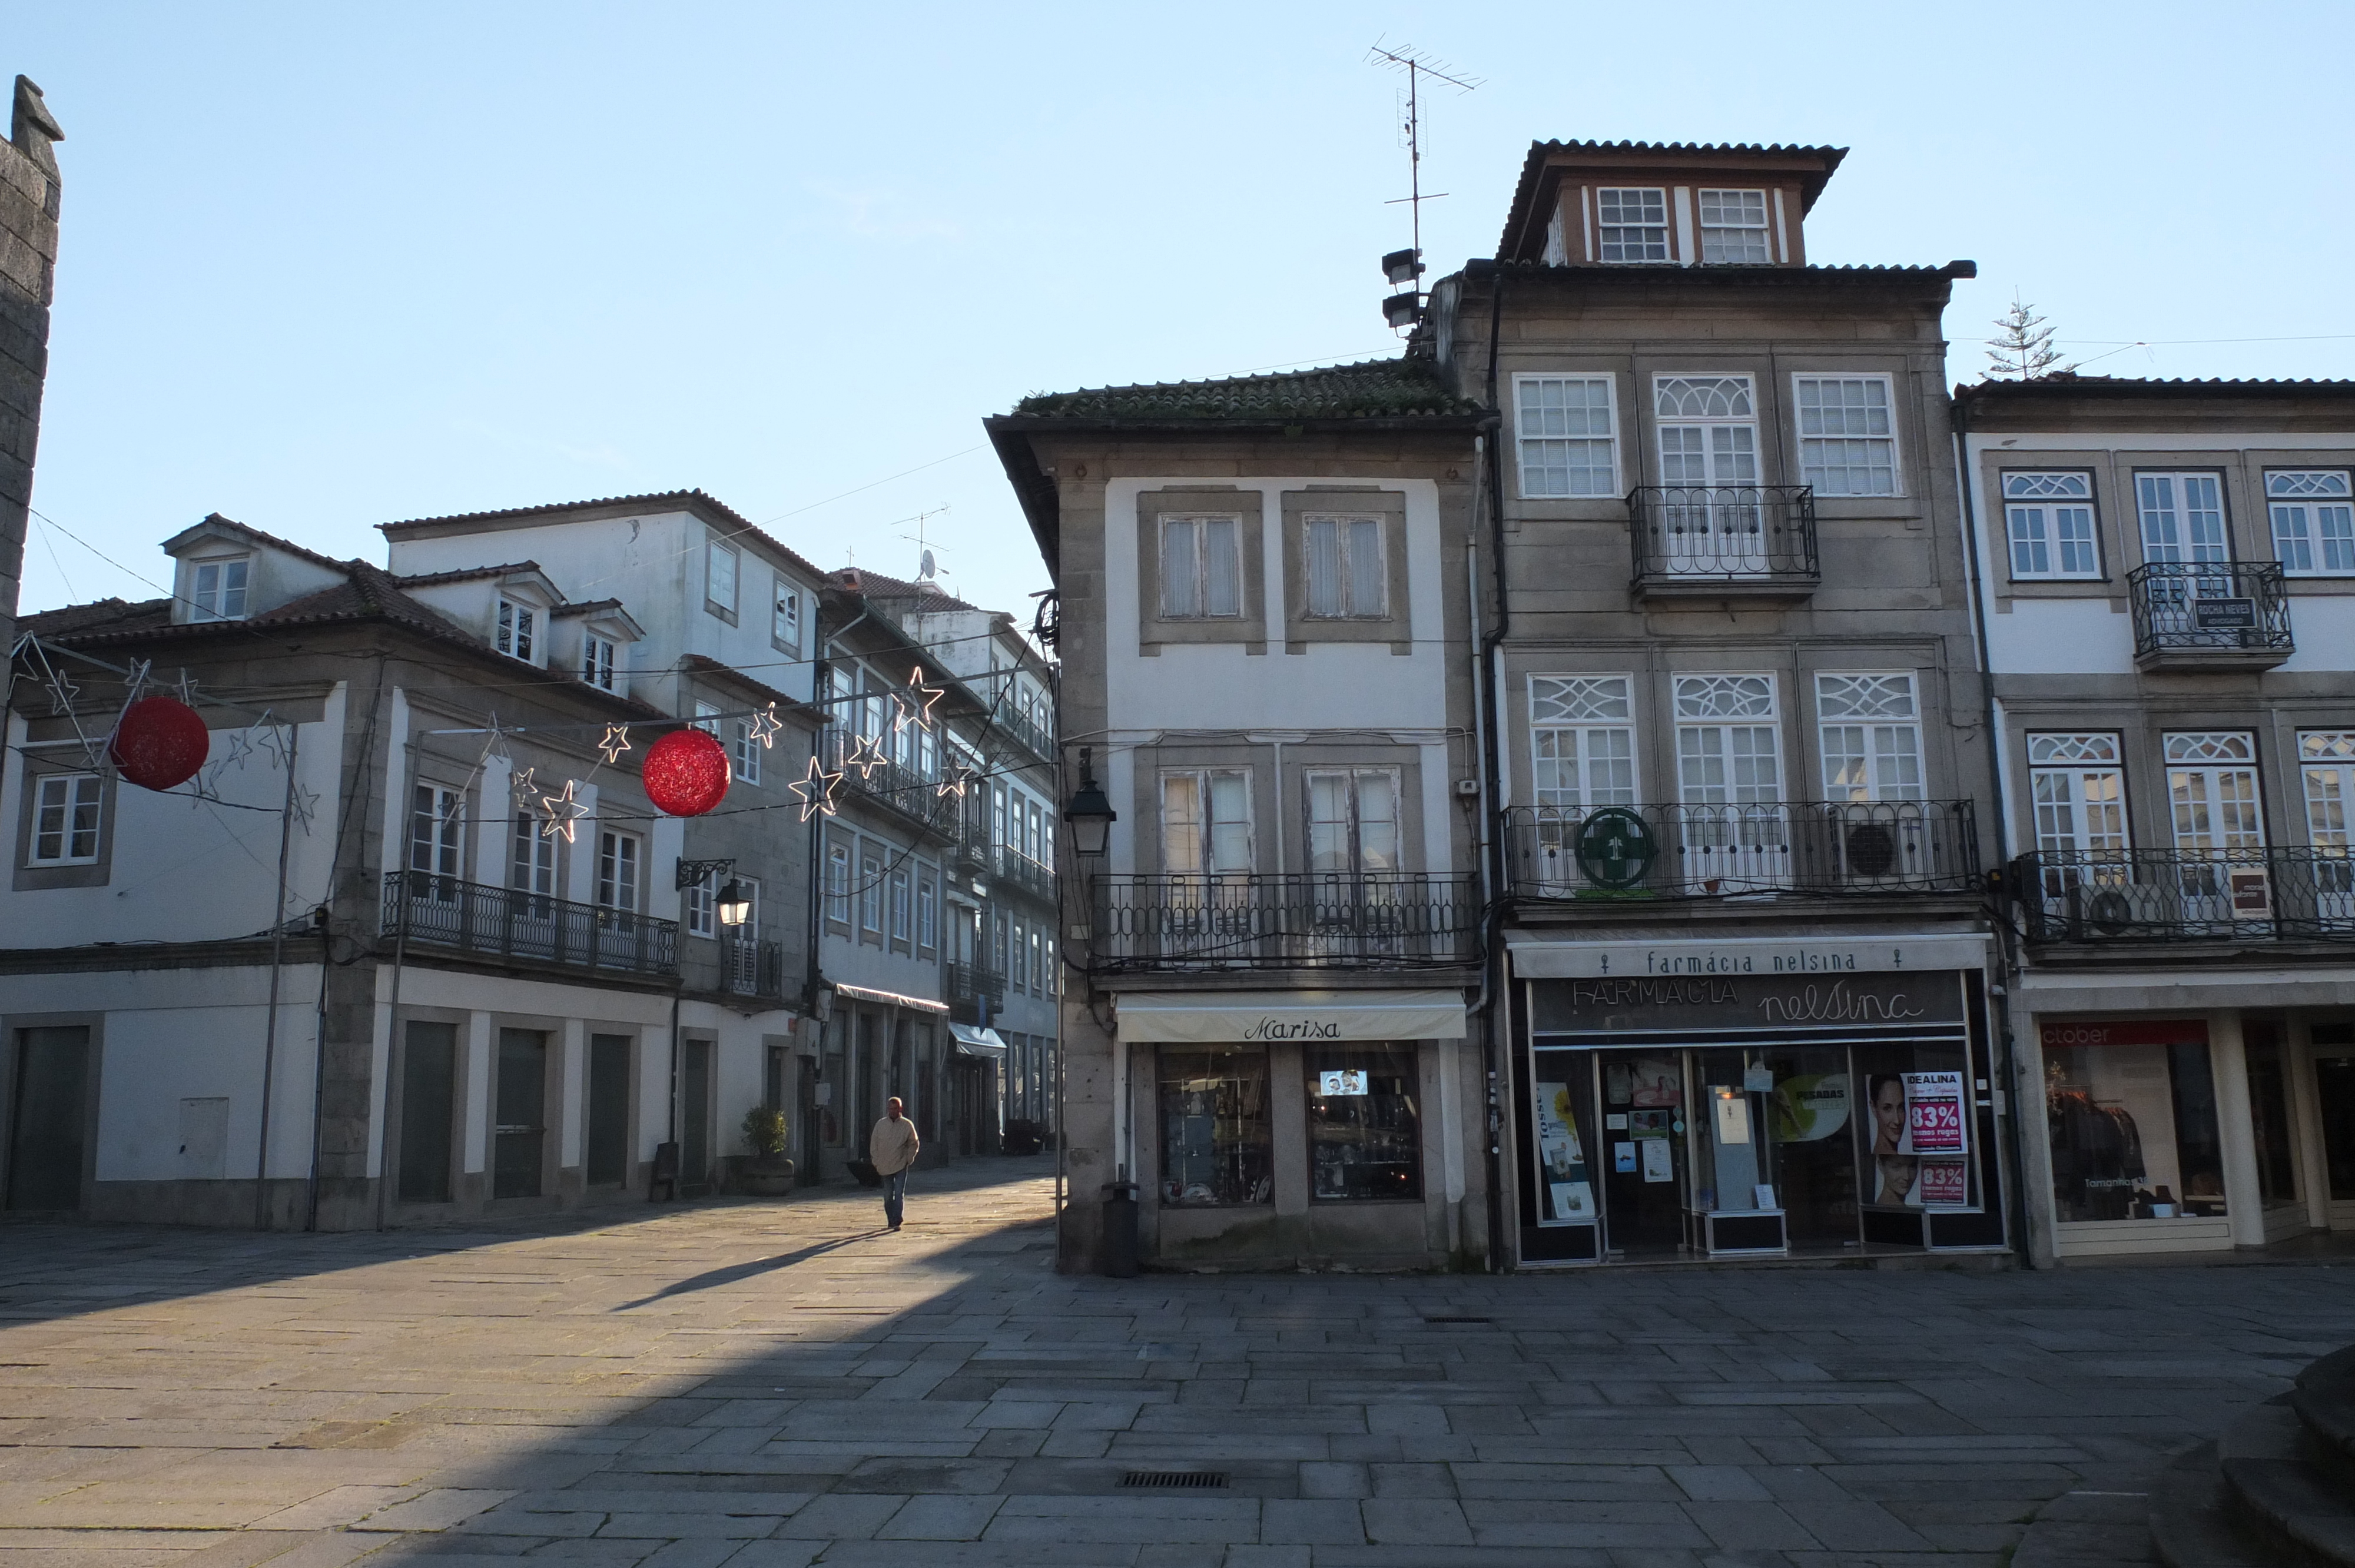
[1872,1078,1906,1154]
[1876,1155,1918,1206]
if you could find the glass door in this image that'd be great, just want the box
[1597,1049,1687,1257]
[1760,1045,1859,1247]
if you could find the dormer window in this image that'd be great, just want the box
[773,577,801,653]
[496,597,536,662]
[582,634,616,690]
[190,556,250,622]
[1596,188,1667,262]
[1699,189,1770,263]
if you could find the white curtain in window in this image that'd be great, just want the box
[1162,520,1200,617]
[1306,520,1342,616]
[1202,518,1240,616]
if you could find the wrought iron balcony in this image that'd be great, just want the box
[2018,847,2355,943]
[1001,708,1054,763]
[718,935,787,999]
[382,871,678,978]
[1628,485,1817,595]
[945,960,1006,1024]
[2127,562,2293,670]
[992,843,1057,902]
[1087,873,1477,971]
[824,728,954,833]
[1506,801,1980,901]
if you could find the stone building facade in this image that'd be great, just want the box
[0,75,63,652]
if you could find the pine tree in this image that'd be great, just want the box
[1986,296,2071,380]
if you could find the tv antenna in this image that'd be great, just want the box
[1366,40,1479,332]
[897,506,950,582]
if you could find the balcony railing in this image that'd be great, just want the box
[2127,562,2294,667]
[992,843,1057,902]
[382,871,678,978]
[824,728,954,832]
[945,960,1006,1024]
[1506,801,1981,901]
[1629,485,1817,592]
[2018,847,2355,942]
[718,936,787,999]
[1088,873,1476,971]
[1001,709,1053,763]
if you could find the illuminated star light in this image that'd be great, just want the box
[596,723,633,765]
[790,755,844,823]
[841,734,886,781]
[746,703,783,750]
[936,763,973,800]
[510,766,537,804]
[536,779,591,842]
[905,665,946,727]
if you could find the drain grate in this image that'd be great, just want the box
[1120,1470,1228,1490]
[1423,1315,1493,1324]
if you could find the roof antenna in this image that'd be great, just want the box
[897,506,950,583]
[1366,39,1479,334]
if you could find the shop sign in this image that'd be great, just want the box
[2191,597,2257,630]
[1116,989,1469,1043]
[1511,933,1988,980]
[1534,970,1964,1034]
[1574,807,1658,889]
[2039,1018,2208,1049]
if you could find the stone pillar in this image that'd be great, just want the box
[0,77,62,651]
[2208,1010,2265,1249]
[2288,1014,2333,1233]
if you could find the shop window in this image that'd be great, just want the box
[1157,1046,1271,1205]
[1306,1046,1422,1201]
[2315,1024,2355,1202]
[2044,1025,2225,1221]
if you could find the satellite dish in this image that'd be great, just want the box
[918,549,936,581]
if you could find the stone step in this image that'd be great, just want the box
[2294,1344,2355,1493]
[2151,1443,2270,1568]
[2217,1398,2355,1567]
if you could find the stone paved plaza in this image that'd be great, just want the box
[2,1158,2352,1568]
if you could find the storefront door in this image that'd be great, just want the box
[2315,1032,2355,1205]
[1757,1045,1859,1245]
[1596,1048,1687,1257]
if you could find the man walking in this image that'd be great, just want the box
[869,1095,920,1231]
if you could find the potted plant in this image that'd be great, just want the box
[738,1107,795,1197]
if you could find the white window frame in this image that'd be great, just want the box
[1594,187,1668,263]
[706,536,739,616]
[410,783,463,879]
[1157,514,1244,620]
[511,807,556,902]
[772,575,802,652]
[1514,375,1620,499]
[1654,374,1760,487]
[1673,673,1784,805]
[2267,470,2355,577]
[1527,674,1638,810]
[2027,733,2130,857]
[859,852,883,936]
[731,716,762,786]
[1813,673,1924,803]
[685,873,715,938]
[581,633,616,691]
[2300,732,2355,856]
[2002,471,2102,580]
[188,555,251,622]
[495,598,537,663]
[597,829,642,912]
[1303,767,1404,878]
[889,868,911,948]
[1697,188,1770,264]
[1160,769,1255,876]
[825,841,851,925]
[28,772,104,866]
[2137,472,2230,564]
[1302,513,1388,619]
[2163,731,2266,853]
[916,872,937,953]
[694,700,723,737]
[1792,375,1900,498]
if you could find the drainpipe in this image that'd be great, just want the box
[1951,406,2035,1268]
[253,723,301,1232]
[1472,264,1513,1273]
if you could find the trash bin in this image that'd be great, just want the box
[1099,1180,1139,1278]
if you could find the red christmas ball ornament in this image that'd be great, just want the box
[109,696,211,792]
[642,726,731,816]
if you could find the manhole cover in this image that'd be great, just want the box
[1120,1470,1228,1490]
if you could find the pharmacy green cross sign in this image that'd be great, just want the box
[1574,806,1657,890]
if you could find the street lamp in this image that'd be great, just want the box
[1063,746,1117,860]
[717,880,752,928]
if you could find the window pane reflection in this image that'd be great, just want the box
[1159,1047,1271,1205]
[1307,1045,1422,1201]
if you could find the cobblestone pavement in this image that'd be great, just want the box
[3,1158,2352,1568]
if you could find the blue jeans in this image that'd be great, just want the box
[884,1168,908,1228]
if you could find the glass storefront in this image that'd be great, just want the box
[1306,1045,1422,1201]
[2318,1024,2355,1203]
[1157,1045,1271,1206]
[2041,1020,2225,1221]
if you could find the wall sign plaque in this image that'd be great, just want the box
[1574,806,1658,890]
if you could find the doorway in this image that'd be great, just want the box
[1759,1044,1860,1247]
[397,1021,456,1204]
[680,1038,712,1194]
[586,1034,631,1188]
[7,1025,89,1211]
[2314,1032,2355,1205]
[493,1028,547,1200]
[1596,1048,1687,1257]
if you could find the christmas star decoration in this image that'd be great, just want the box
[510,766,537,804]
[171,669,202,706]
[536,779,591,842]
[596,723,633,765]
[936,763,973,800]
[906,665,946,727]
[258,723,295,774]
[747,703,783,750]
[841,734,886,780]
[40,664,79,716]
[286,781,323,835]
[120,658,153,699]
[790,755,844,823]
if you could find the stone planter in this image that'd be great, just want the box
[740,1156,795,1197]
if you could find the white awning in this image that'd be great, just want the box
[948,1024,1007,1058]
[831,982,950,1015]
[1114,988,1467,1044]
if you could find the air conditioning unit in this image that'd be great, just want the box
[2066,884,2162,939]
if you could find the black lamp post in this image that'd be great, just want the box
[1063,746,1116,860]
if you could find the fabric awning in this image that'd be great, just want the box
[1114,988,1467,1044]
[830,982,950,1015]
[948,1024,1007,1058]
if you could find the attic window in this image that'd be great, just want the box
[190,556,250,622]
[1699,190,1770,264]
[1596,188,1668,263]
[582,634,616,690]
[496,597,536,662]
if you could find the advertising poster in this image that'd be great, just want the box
[1630,1056,1683,1108]
[1641,1137,1674,1183]
[1900,1071,1968,1155]
[1863,1069,1972,1210]
[1769,1072,1849,1142]
[1534,1081,1594,1224]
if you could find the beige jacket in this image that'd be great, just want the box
[868,1114,920,1176]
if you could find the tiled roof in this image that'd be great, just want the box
[833,567,983,615]
[376,489,828,585]
[167,512,349,573]
[1002,357,1481,424]
[1958,374,2355,399]
[1498,139,1847,260]
[389,562,543,588]
[1480,259,1972,284]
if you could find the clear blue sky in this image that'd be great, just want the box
[11,2,2353,624]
